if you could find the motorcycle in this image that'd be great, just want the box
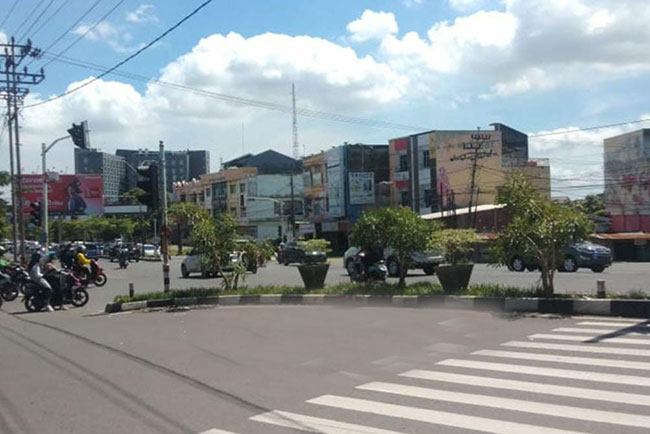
[349,252,388,283]
[23,270,89,312]
[0,264,29,301]
[118,253,129,269]
[74,259,107,287]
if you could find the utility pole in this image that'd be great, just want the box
[5,100,17,261]
[450,130,493,228]
[1,37,44,264]
[290,83,299,239]
[159,140,170,292]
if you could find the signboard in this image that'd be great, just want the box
[349,172,375,205]
[22,174,104,216]
[299,223,315,235]
[321,221,338,232]
[326,147,345,218]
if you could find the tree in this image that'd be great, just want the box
[574,194,606,217]
[350,207,440,288]
[189,212,245,290]
[492,172,594,296]
[169,202,209,255]
[0,171,12,240]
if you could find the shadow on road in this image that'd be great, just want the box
[585,320,650,343]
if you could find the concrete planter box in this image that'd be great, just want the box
[297,263,330,290]
[436,264,474,294]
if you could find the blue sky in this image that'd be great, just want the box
[2,0,650,198]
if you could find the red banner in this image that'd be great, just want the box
[22,174,104,216]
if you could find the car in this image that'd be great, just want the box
[277,241,327,265]
[109,243,140,262]
[85,243,101,260]
[181,249,241,278]
[508,241,612,273]
[344,247,443,277]
[142,244,161,259]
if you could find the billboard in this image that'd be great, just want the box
[349,172,375,205]
[22,174,104,216]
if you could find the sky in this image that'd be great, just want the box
[1,0,650,199]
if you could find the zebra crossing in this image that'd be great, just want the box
[210,315,650,433]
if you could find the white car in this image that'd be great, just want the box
[181,250,240,278]
[142,244,161,259]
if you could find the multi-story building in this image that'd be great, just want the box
[604,129,650,232]
[74,148,127,202]
[301,143,389,252]
[173,150,303,240]
[388,123,549,215]
[116,148,210,191]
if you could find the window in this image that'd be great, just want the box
[399,154,408,172]
[422,150,430,168]
[230,207,237,217]
[229,184,237,194]
[240,206,246,217]
[424,189,433,207]
[240,194,245,207]
[239,183,246,194]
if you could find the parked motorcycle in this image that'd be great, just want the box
[23,270,89,312]
[0,264,29,301]
[349,252,388,283]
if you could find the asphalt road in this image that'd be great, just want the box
[1,305,649,433]
[57,258,650,312]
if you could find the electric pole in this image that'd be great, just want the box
[1,37,44,264]
[159,141,170,292]
[290,83,299,239]
[450,130,493,228]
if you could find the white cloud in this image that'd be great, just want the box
[448,0,487,12]
[73,21,144,53]
[126,4,158,24]
[347,10,398,43]
[403,0,424,7]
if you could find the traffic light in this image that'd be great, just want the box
[30,202,41,227]
[137,164,160,212]
[67,121,89,149]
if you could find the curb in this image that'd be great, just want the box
[105,295,650,318]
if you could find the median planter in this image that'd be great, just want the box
[435,264,474,294]
[297,263,330,290]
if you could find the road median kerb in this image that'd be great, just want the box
[104,295,650,318]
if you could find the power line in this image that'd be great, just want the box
[28,0,73,40]
[0,0,19,30]
[18,0,56,43]
[12,0,46,37]
[529,117,650,138]
[39,0,127,70]
[24,0,216,109]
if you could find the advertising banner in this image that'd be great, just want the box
[349,172,375,205]
[22,174,104,216]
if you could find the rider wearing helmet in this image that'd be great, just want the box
[28,251,54,312]
[76,245,91,267]
[0,246,11,269]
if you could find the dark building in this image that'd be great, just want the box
[223,149,301,174]
[74,148,127,202]
[116,148,210,191]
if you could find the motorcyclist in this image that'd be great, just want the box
[118,247,129,267]
[355,244,384,278]
[28,251,54,312]
[76,245,91,268]
[0,246,11,269]
[60,244,76,269]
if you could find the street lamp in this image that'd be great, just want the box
[41,136,70,251]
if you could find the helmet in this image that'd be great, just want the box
[77,245,86,253]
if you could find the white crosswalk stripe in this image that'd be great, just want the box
[529,333,650,344]
[437,358,650,386]
[400,369,650,406]
[251,319,650,433]
[251,410,407,433]
[502,340,650,357]
[553,327,650,335]
[573,316,644,322]
[356,381,650,429]
[577,321,650,328]
[472,349,650,371]
[308,395,587,434]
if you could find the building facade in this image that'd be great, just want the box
[604,129,650,232]
[388,123,549,215]
[74,148,127,202]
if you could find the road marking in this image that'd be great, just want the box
[574,316,643,322]
[308,395,588,434]
[473,349,650,371]
[197,430,239,434]
[251,410,406,433]
[400,370,650,406]
[577,321,650,328]
[502,340,650,357]
[553,327,650,335]
[529,333,650,345]
[437,359,650,387]
[357,381,650,429]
